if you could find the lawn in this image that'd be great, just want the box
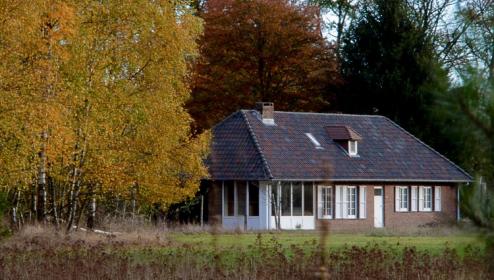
[0,227,490,279]
[169,231,485,256]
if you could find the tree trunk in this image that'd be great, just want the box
[37,131,48,223]
[31,183,37,223]
[76,198,88,229]
[12,188,20,229]
[49,177,59,227]
[87,185,96,230]
[66,176,81,231]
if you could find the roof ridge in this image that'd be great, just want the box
[272,110,386,118]
[383,116,473,181]
[241,111,274,179]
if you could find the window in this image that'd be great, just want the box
[423,187,432,211]
[374,188,382,196]
[292,182,302,216]
[304,183,313,216]
[237,181,246,216]
[321,186,332,218]
[397,185,441,213]
[305,133,323,149]
[271,184,279,216]
[223,181,259,217]
[248,182,259,216]
[348,140,358,156]
[434,186,441,212]
[398,186,409,211]
[224,181,235,216]
[281,182,291,216]
[272,182,313,217]
[329,186,364,219]
[347,186,357,218]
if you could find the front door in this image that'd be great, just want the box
[374,187,384,228]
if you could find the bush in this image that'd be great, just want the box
[0,231,490,279]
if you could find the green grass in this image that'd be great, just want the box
[168,231,485,256]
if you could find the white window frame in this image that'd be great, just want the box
[348,140,358,156]
[423,186,433,211]
[434,186,442,212]
[398,186,409,212]
[346,186,357,218]
[272,182,309,217]
[319,186,333,219]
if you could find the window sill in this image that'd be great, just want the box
[395,210,438,213]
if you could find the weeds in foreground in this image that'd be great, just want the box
[0,230,489,280]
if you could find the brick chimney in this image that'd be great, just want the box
[256,102,275,125]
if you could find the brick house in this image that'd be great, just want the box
[205,102,472,230]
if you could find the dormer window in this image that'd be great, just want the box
[325,125,362,157]
[348,140,358,156]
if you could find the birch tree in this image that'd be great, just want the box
[0,0,209,230]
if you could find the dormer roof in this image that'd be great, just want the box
[325,125,362,141]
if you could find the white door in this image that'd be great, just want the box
[374,187,384,228]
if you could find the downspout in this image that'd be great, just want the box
[267,182,271,230]
[457,183,462,221]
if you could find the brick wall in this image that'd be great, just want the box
[383,184,457,230]
[316,184,457,232]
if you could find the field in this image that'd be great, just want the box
[0,225,491,279]
[170,231,485,256]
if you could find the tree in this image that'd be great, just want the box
[187,0,341,131]
[339,0,450,146]
[0,0,77,224]
[454,0,494,81]
[431,0,494,174]
[0,0,209,230]
[310,0,357,58]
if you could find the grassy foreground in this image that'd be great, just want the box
[170,231,485,256]
[0,226,491,279]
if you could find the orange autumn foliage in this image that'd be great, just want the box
[187,0,341,131]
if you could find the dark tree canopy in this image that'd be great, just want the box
[339,0,449,143]
[187,0,341,131]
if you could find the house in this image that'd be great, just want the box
[205,102,472,230]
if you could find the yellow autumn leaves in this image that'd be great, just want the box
[0,0,209,220]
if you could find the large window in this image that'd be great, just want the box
[347,186,357,218]
[224,181,235,216]
[223,181,259,217]
[304,183,313,216]
[272,184,279,216]
[397,186,409,211]
[281,182,291,216]
[423,186,432,211]
[248,182,259,216]
[292,182,302,216]
[321,186,332,218]
[237,181,246,216]
[272,182,313,217]
[320,185,364,219]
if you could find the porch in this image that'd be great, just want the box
[219,181,317,230]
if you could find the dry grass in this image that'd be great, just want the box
[0,224,490,280]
